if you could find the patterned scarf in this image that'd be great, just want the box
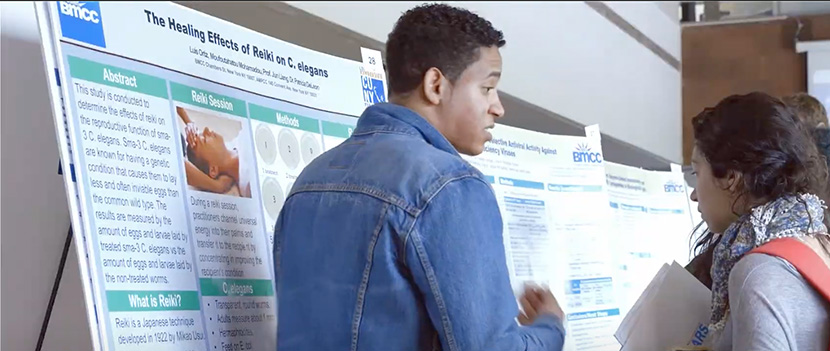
[709,193,828,332]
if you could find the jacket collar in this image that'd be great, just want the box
[353,103,459,156]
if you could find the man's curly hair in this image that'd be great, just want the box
[385,4,505,95]
[782,92,828,128]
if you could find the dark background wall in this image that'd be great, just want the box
[682,13,830,163]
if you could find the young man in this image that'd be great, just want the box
[783,92,828,128]
[783,92,830,170]
[274,4,566,350]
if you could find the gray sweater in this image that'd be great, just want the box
[714,253,830,351]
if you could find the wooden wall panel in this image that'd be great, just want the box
[681,14,830,163]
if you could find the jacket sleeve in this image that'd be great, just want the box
[403,176,566,351]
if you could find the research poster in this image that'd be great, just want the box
[37,2,372,350]
[603,161,696,317]
[465,125,622,351]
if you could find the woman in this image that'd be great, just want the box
[687,92,830,290]
[689,92,830,350]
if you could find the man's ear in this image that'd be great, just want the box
[209,165,220,179]
[421,67,447,106]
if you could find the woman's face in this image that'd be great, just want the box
[689,146,740,234]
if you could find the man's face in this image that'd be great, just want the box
[188,126,228,177]
[437,46,505,156]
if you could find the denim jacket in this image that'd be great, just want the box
[274,103,566,351]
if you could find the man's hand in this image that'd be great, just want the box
[517,283,565,325]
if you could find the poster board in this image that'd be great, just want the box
[35,2,378,350]
[463,126,696,351]
[603,161,696,317]
[464,125,621,351]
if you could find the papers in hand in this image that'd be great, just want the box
[614,262,714,351]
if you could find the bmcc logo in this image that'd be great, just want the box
[58,2,106,48]
[664,180,686,193]
[572,143,603,164]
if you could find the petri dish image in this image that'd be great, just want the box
[278,128,301,170]
[261,177,285,220]
[254,124,277,165]
[301,133,322,164]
